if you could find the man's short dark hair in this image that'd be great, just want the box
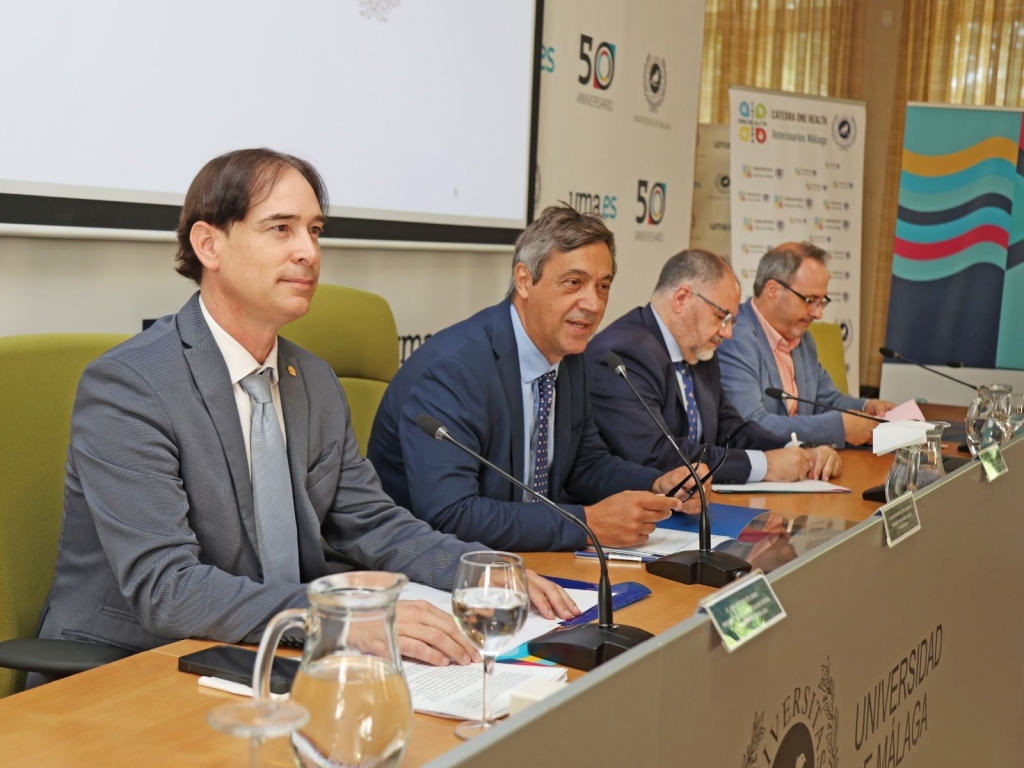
[174,148,329,284]
[752,241,828,297]
[654,248,732,294]
[506,204,616,299]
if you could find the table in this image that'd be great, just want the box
[0,428,959,767]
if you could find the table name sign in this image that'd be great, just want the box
[880,492,921,548]
[978,444,1008,482]
[698,570,786,653]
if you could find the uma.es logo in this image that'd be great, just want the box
[636,180,666,225]
[567,190,617,220]
[540,44,555,73]
[578,35,615,90]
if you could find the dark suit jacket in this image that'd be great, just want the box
[584,305,788,483]
[36,293,476,654]
[368,302,661,551]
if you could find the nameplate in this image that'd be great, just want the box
[698,570,786,653]
[978,444,1008,482]
[880,493,921,547]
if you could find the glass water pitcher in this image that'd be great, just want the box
[966,384,1013,456]
[884,422,949,502]
[253,572,415,768]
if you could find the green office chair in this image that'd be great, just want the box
[807,321,850,395]
[0,333,134,698]
[281,283,400,455]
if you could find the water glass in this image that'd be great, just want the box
[451,551,529,740]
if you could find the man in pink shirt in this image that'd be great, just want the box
[718,242,895,447]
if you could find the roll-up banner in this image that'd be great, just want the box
[690,124,732,260]
[881,103,1024,403]
[729,87,865,392]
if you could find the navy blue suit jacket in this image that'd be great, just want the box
[368,302,661,551]
[584,305,787,484]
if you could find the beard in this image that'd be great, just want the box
[693,336,722,362]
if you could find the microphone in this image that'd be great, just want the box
[879,347,977,391]
[605,352,752,588]
[415,414,653,671]
[764,387,886,423]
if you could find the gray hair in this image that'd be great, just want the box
[653,248,732,294]
[752,241,828,297]
[506,204,616,299]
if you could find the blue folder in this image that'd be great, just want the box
[656,501,766,539]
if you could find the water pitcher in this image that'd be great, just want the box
[884,422,949,502]
[253,572,414,768]
[966,384,1013,456]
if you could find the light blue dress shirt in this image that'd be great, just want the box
[510,305,559,499]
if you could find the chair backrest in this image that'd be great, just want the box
[280,284,399,454]
[807,321,849,395]
[0,333,129,697]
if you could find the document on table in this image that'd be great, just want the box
[587,527,730,558]
[872,419,934,456]
[398,582,585,718]
[883,400,927,422]
[400,582,599,644]
[712,479,850,493]
[403,659,567,719]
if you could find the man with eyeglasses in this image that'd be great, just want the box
[585,248,842,485]
[717,241,895,447]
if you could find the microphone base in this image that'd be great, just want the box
[527,623,654,671]
[645,550,752,588]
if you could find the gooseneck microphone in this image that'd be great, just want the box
[605,352,752,588]
[879,347,977,391]
[764,387,886,423]
[415,414,653,671]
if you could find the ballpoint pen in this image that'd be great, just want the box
[574,551,651,563]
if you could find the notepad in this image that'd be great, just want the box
[712,479,850,493]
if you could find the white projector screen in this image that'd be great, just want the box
[0,1,538,244]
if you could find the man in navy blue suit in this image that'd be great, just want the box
[585,248,842,485]
[368,205,702,552]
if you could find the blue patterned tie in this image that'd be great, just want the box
[530,370,557,501]
[239,369,300,583]
[674,361,700,443]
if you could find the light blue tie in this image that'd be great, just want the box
[239,369,300,583]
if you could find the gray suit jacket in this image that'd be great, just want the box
[37,293,478,653]
[717,299,866,447]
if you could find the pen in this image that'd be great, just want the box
[791,431,799,446]
[574,551,649,563]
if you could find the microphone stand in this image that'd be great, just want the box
[415,414,653,671]
[879,347,978,391]
[605,352,752,588]
[764,387,886,423]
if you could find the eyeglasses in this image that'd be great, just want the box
[691,290,738,330]
[773,279,831,309]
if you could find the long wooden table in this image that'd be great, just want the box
[0,412,966,767]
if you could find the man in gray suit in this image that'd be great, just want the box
[34,149,575,674]
[717,242,894,447]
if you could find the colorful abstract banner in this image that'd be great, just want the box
[886,104,1024,370]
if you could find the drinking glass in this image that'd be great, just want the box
[207,681,309,768]
[1007,394,1024,438]
[451,551,529,740]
